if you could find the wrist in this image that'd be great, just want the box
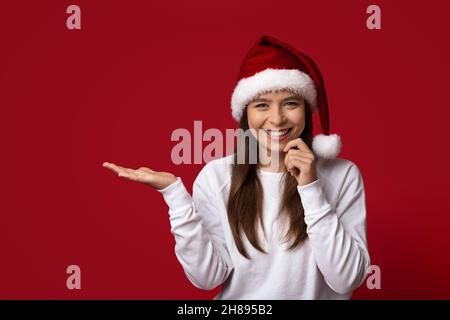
[297,175,318,187]
[156,177,179,191]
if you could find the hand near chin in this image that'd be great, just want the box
[102,162,177,190]
[283,138,318,187]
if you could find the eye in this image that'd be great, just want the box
[254,103,269,108]
[284,101,299,107]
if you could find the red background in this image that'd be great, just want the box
[1,0,449,299]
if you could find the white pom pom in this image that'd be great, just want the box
[312,134,342,159]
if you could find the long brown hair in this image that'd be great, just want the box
[227,93,314,259]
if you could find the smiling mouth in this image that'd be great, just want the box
[262,128,292,138]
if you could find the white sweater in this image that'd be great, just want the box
[157,154,370,299]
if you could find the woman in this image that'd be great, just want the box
[103,35,371,299]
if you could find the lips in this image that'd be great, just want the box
[262,128,292,140]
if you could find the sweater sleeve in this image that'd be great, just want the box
[296,163,371,295]
[156,169,234,291]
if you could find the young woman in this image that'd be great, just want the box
[103,35,370,299]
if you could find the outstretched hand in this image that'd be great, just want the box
[102,162,177,190]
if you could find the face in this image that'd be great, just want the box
[246,90,306,155]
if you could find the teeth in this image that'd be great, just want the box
[263,129,290,136]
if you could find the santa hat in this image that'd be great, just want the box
[231,35,341,159]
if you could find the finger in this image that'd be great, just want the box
[137,167,155,173]
[282,138,302,152]
[285,152,313,167]
[103,162,128,172]
[113,163,132,171]
[291,159,313,172]
[115,165,137,177]
[288,153,314,164]
[103,162,123,174]
[286,159,307,171]
[285,154,312,171]
[284,154,298,171]
[286,148,314,159]
[105,163,136,177]
[121,169,153,183]
[118,171,138,180]
[283,138,312,153]
[286,165,300,177]
[103,162,115,169]
[286,161,298,172]
[118,169,142,181]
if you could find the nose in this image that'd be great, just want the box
[268,106,286,126]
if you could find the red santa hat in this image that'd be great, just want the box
[231,35,341,159]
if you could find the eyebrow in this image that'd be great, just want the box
[250,95,303,104]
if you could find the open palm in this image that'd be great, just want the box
[102,162,177,190]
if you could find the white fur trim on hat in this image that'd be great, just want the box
[312,134,342,159]
[231,68,317,121]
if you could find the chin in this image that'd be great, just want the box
[269,145,286,153]
[258,142,287,154]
